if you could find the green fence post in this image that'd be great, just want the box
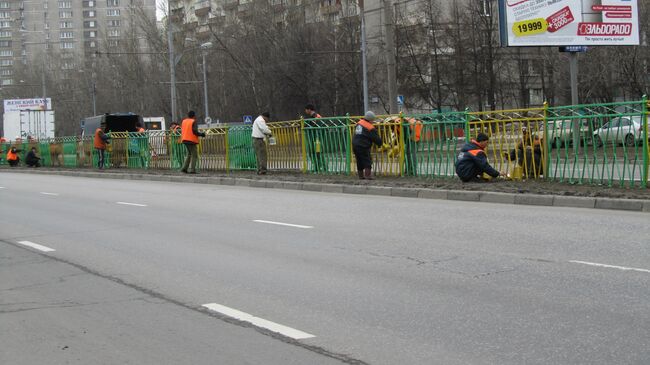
[543,101,550,179]
[642,95,648,188]
[346,113,352,175]
[464,108,470,142]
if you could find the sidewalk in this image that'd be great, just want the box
[2,166,649,213]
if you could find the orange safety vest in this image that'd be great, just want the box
[181,118,199,144]
[357,119,375,131]
[407,118,423,142]
[94,128,107,149]
[6,148,17,161]
[467,139,485,156]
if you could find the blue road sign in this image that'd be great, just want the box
[397,95,404,105]
[243,115,253,124]
[559,46,588,53]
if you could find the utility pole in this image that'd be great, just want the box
[167,4,177,123]
[360,0,369,113]
[384,0,398,114]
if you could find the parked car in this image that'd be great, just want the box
[535,119,591,148]
[593,115,647,147]
[547,119,592,148]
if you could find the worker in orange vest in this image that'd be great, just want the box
[6,146,21,167]
[94,123,110,169]
[352,111,383,180]
[180,110,205,174]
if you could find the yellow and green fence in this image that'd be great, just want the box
[1,97,648,187]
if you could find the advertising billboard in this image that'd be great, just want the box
[499,0,640,46]
[3,98,52,112]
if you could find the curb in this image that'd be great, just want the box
[3,169,650,213]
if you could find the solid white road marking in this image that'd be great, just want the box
[202,303,316,340]
[40,192,59,196]
[0,186,5,189]
[17,240,56,252]
[569,260,650,274]
[253,220,313,229]
[116,202,147,207]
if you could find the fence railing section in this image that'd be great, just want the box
[2,99,649,187]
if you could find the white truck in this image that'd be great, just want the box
[2,110,55,141]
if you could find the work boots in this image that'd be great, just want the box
[358,170,365,180]
[363,168,374,180]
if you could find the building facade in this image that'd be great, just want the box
[0,0,156,87]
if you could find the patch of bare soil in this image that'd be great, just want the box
[5,166,650,200]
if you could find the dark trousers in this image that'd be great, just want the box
[353,145,372,172]
[182,143,198,172]
[8,159,19,167]
[253,138,267,173]
[27,160,40,167]
[96,148,105,169]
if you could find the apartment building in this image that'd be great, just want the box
[0,0,156,87]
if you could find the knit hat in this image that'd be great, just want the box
[364,111,376,121]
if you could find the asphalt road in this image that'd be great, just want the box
[1,172,649,365]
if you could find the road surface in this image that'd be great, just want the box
[1,172,648,364]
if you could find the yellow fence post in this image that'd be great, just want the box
[398,111,405,177]
[300,117,307,173]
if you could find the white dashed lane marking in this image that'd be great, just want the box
[40,192,59,196]
[116,202,148,207]
[17,241,56,252]
[253,220,313,229]
[202,303,316,340]
[569,260,650,274]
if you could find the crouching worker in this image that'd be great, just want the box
[26,147,41,167]
[455,133,504,182]
[6,146,20,167]
[352,111,383,180]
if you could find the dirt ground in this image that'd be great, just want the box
[5,166,649,201]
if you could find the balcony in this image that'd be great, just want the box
[270,0,285,11]
[170,5,185,22]
[195,24,211,38]
[237,2,252,15]
[320,4,340,15]
[224,0,238,9]
[194,0,210,17]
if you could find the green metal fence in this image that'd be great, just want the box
[546,99,649,188]
[2,98,648,188]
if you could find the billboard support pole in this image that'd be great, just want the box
[569,52,580,153]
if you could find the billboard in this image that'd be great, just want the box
[499,0,640,46]
[3,98,52,112]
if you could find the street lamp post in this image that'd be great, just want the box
[200,42,213,126]
[167,3,177,123]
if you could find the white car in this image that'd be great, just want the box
[593,116,647,147]
[543,119,591,148]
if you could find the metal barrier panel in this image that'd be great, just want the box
[303,117,351,174]
[147,131,170,170]
[401,112,468,178]
[267,120,303,171]
[227,125,255,170]
[78,136,94,168]
[468,108,546,180]
[126,132,150,169]
[61,137,78,167]
[0,142,8,165]
[107,132,128,169]
[38,140,52,167]
[547,101,648,187]
[199,127,228,171]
